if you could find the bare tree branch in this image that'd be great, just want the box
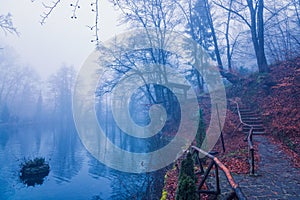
[0,13,18,35]
[40,0,61,25]
[264,2,292,25]
[213,1,251,28]
[291,33,300,46]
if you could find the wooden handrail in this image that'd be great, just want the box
[232,101,252,128]
[247,127,254,150]
[247,127,255,175]
[231,100,255,175]
[191,146,247,200]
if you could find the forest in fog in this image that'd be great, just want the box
[0,1,300,199]
[1,0,300,126]
[0,47,76,125]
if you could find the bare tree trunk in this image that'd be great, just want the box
[216,0,269,73]
[225,0,233,71]
[204,0,223,69]
[247,0,268,73]
[257,0,268,72]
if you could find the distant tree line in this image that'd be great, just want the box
[0,47,76,125]
[2,0,300,123]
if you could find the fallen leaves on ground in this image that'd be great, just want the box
[235,56,300,165]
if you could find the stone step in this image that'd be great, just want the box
[243,123,264,127]
[243,127,265,132]
[243,120,263,125]
[241,114,260,117]
[241,115,259,119]
[242,117,262,123]
[242,116,259,120]
[242,124,264,128]
[243,130,265,135]
[240,111,257,115]
[243,124,264,129]
[242,118,262,121]
[238,106,265,135]
[239,108,252,112]
[242,120,263,125]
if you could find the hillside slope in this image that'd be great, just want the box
[231,56,300,154]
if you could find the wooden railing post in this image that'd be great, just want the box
[191,146,247,199]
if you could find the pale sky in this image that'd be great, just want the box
[0,0,123,79]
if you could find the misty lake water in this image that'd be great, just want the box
[0,125,165,200]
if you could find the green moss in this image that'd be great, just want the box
[160,189,168,200]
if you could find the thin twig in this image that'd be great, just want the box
[0,14,18,35]
[213,0,251,28]
[40,0,61,25]
[70,0,81,19]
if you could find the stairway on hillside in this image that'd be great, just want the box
[239,108,265,135]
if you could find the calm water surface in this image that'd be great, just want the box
[0,125,165,200]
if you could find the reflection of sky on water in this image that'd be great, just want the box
[0,126,164,200]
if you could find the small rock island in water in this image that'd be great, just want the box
[20,157,50,186]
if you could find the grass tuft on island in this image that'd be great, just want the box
[20,157,50,186]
